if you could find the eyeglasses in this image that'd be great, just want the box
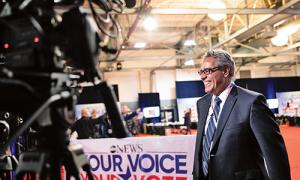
[198,66,223,76]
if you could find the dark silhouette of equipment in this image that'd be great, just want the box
[0,0,136,179]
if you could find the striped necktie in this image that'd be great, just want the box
[202,96,222,176]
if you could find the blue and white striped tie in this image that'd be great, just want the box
[202,96,222,176]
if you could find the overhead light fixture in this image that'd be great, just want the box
[183,39,196,46]
[134,42,146,48]
[271,35,288,46]
[271,19,300,46]
[143,16,158,31]
[207,0,226,21]
[277,23,300,36]
[184,59,194,66]
[116,62,122,70]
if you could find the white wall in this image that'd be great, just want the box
[175,68,199,81]
[103,66,300,104]
[103,69,177,103]
[104,71,140,103]
[153,70,176,100]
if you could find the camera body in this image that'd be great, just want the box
[0,0,101,148]
[0,2,133,178]
[0,1,57,71]
[0,0,131,153]
[0,0,99,72]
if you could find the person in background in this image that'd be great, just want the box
[91,109,108,138]
[136,111,145,133]
[70,108,94,139]
[122,105,141,136]
[183,108,192,135]
[193,49,290,180]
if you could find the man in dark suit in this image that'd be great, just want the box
[193,49,290,180]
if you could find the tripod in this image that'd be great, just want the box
[0,69,128,179]
[0,82,94,180]
[16,142,93,180]
[11,92,94,180]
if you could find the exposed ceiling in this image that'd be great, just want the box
[84,0,300,72]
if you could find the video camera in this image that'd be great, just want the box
[0,0,134,152]
[0,0,136,178]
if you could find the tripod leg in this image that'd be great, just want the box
[65,170,71,180]
[16,172,23,180]
[30,172,36,180]
[7,171,11,180]
[64,163,81,180]
[82,164,94,180]
[48,160,63,180]
[16,172,35,180]
[65,144,94,180]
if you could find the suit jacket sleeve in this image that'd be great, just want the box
[250,95,291,180]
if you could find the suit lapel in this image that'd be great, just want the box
[196,95,211,155]
[198,95,211,137]
[211,85,238,151]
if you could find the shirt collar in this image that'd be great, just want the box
[212,81,234,103]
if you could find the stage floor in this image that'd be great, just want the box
[280,125,300,180]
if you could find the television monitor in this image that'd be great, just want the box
[143,106,160,118]
[266,99,279,109]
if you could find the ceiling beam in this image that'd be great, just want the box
[76,7,300,15]
[116,50,300,62]
[211,0,300,49]
[117,56,177,61]
[150,8,300,15]
[127,26,195,31]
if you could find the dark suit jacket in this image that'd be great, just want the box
[193,85,290,180]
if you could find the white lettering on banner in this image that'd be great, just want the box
[74,135,196,180]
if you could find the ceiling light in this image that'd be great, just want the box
[271,20,300,46]
[207,0,226,21]
[184,59,194,66]
[116,62,122,70]
[143,16,158,31]
[277,24,300,36]
[271,35,288,46]
[134,42,146,48]
[183,39,196,46]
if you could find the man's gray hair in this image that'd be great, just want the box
[203,49,236,77]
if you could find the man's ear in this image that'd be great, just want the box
[223,66,230,77]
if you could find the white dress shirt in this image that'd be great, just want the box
[204,82,234,144]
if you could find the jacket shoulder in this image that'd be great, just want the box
[235,85,263,98]
[196,93,211,105]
